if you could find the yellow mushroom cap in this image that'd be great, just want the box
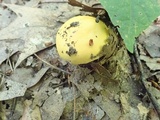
[56,16,112,64]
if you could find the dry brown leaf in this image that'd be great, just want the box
[140,55,160,71]
[93,90,121,120]
[0,39,24,64]
[119,93,130,114]
[0,67,49,100]
[9,67,49,88]
[0,6,16,29]
[86,102,105,120]
[41,88,65,120]
[20,100,42,120]
[0,79,27,100]
[118,93,142,120]
[0,4,57,40]
[20,100,32,120]
[138,23,160,58]
[137,102,149,120]
[0,4,58,68]
[69,67,94,99]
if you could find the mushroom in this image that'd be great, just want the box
[56,16,118,65]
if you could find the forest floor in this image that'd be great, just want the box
[0,0,160,120]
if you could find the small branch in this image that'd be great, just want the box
[34,54,71,75]
[68,0,103,13]
[73,84,76,120]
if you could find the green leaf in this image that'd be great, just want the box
[100,0,160,53]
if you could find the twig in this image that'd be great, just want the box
[34,53,71,75]
[68,0,103,13]
[6,48,14,72]
[52,81,68,89]
[73,83,76,120]
[8,98,17,120]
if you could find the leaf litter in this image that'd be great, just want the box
[0,0,160,120]
[136,15,160,118]
[0,3,58,69]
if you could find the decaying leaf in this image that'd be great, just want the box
[136,16,160,118]
[9,67,49,88]
[119,93,130,114]
[0,4,57,40]
[137,17,160,71]
[69,67,94,99]
[0,79,27,101]
[21,100,42,120]
[0,67,49,100]
[137,102,149,120]
[86,102,105,120]
[41,89,65,120]
[140,55,160,71]
[0,39,24,65]
[0,4,57,68]
[138,23,160,58]
[92,90,121,120]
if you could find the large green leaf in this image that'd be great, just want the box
[100,0,160,53]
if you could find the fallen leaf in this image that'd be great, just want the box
[0,79,27,100]
[140,55,160,71]
[0,6,16,29]
[137,102,149,120]
[0,39,24,65]
[69,68,94,99]
[88,102,105,120]
[21,100,42,120]
[92,90,121,120]
[41,88,65,120]
[119,93,130,114]
[20,100,32,120]
[9,67,49,88]
[0,4,57,40]
[0,67,49,100]
[0,4,57,68]
[138,23,160,58]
